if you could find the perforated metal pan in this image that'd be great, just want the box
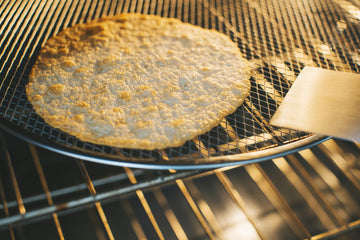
[1,0,358,169]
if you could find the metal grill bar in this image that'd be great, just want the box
[175,179,216,239]
[0,176,14,239]
[121,197,147,240]
[309,219,360,240]
[28,143,65,240]
[45,1,74,42]
[0,2,22,39]
[1,0,54,111]
[216,171,266,239]
[273,156,338,229]
[245,164,312,239]
[298,148,360,219]
[5,0,75,129]
[160,151,222,238]
[123,167,166,240]
[319,142,360,192]
[286,153,347,226]
[0,1,35,92]
[152,188,189,239]
[76,159,115,240]
[0,134,25,215]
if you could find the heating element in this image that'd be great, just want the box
[1,0,359,168]
[0,130,359,239]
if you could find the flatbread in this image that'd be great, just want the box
[26,14,251,150]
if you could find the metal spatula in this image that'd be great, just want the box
[270,67,360,142]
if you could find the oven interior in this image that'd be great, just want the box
[0,0,360,239]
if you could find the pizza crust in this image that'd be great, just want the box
[26,14,251,150]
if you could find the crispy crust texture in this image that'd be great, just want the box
[26,14,251,150]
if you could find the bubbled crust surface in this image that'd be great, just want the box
[26,14,251,150]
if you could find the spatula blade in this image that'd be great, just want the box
[270,67,360,142]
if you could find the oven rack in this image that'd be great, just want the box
[0,130,359,239]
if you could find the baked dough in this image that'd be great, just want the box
[26,14,251,150]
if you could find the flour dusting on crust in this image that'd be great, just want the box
[26,14,251,150]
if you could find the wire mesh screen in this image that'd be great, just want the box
[0,0,359,167]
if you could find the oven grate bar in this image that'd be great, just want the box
[0,134,25,215]
[175,179,217,239]
[121,197,148,240]
[216,171,266,239]
[298,148,360,217]
[0,176,14,240]
[309,219,360,240]
[285,153,347,226]
[28,143,64,240]
[123,166,166,240]
[152,187,189,240]
[246,164,312,239]
[76,159,115,240]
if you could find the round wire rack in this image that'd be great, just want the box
[0,0,358,169]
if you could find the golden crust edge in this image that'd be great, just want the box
[26,13,252,151]
[28,85,250,151]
